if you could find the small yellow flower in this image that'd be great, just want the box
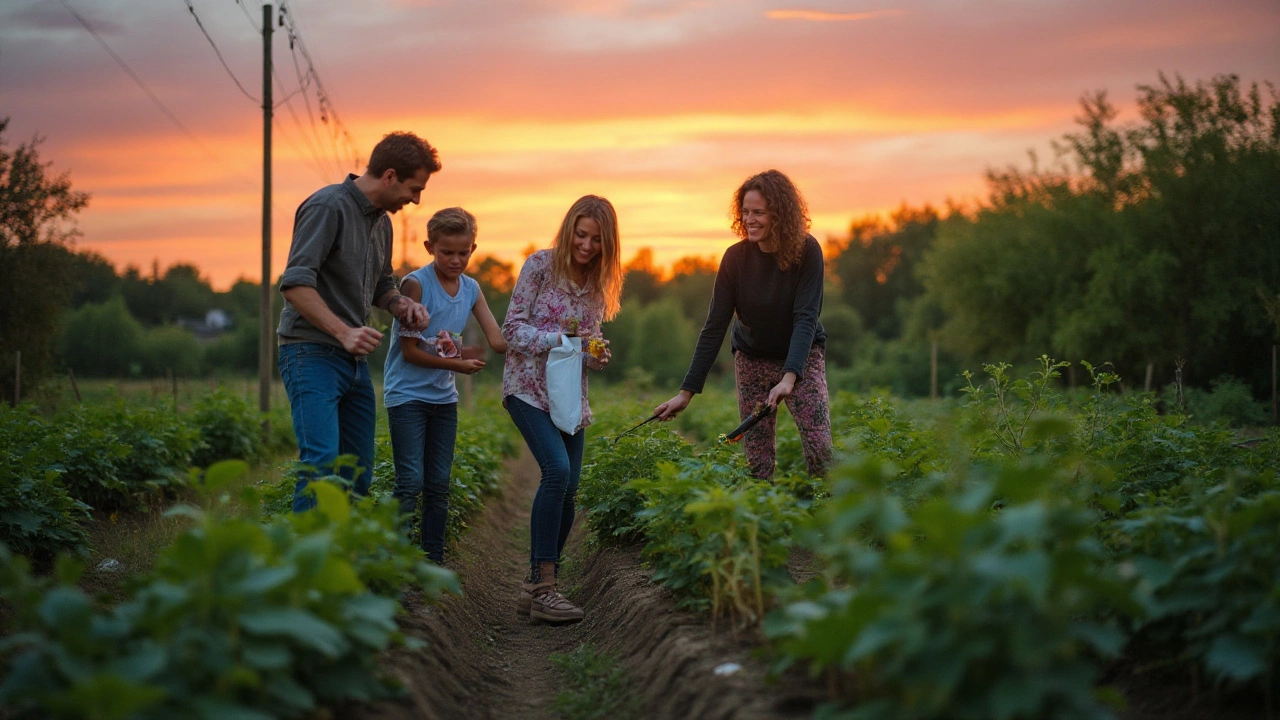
[587,337,607,359]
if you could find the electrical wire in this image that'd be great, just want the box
[279,0,362,171]
[53,0,255,185]
[178,0,260,104]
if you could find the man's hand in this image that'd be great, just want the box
[339,325,383,357]
[387,294,430,331]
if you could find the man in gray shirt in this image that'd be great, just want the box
[277,131,438,512]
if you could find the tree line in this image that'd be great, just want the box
[3,73,1277,406]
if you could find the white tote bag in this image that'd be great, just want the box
[546,335,583,434]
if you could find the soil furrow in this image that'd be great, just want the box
[353,448,824,720]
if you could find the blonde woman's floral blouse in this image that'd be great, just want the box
[501,249,606,431]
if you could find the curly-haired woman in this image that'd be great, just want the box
[654,170,833,479]
[503,195,623,623]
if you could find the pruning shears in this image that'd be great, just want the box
[610,413,661,445]
[722,403,774,444]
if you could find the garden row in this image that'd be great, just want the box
[0,390,292,560]
[0,394,518,719]
[579,359,1279,720]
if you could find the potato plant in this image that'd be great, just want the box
[0,463,459,719]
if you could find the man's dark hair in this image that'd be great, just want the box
[367,131,441,181]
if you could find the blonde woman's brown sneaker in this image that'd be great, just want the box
[530,586,584,624]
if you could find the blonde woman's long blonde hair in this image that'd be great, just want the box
[550,195,624,320]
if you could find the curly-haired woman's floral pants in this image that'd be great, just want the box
[733,346,833,479]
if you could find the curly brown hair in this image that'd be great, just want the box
[729,169,811,271]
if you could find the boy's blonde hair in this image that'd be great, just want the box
[426,207,477,245]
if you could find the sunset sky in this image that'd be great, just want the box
[2,0,1277,290]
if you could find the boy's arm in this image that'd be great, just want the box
[399,276,485,373]
[401,337,483,373]
[472,291,508,353]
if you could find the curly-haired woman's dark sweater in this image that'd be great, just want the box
[679,234,826,394]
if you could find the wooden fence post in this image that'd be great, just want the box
[1144,363,1154,393]
[930,340,938,402]
[69,368,82,404]
[11,351,19,408]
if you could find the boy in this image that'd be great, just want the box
[383,207,507,563]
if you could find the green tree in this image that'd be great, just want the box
[140,325,203,377]
[161,264,217,321]
[0,119,90,402]
[665,255,718,322]
[60,297,143,377]
[922,74,1280,391]
[622,248,663,306]
[831,205,938,340]
[65,249,121,308]
[629,299,695,389]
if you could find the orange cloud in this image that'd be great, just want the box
[765,9,904,22]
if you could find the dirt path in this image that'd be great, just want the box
[352,449,824,720]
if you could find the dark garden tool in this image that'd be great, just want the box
[611,413,661,445]
[722,403,774,444]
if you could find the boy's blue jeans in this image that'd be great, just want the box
[504,396,584,568]
[278,342,376,512]
[386,400,457,563]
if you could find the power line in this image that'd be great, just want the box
[235,0,262,33]
[286,42,344,178]
[178,0,260,104]
[228,1,329,182]
[53,0,254,184]
[279,0,362,171]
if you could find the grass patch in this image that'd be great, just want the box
[78,454,293,601]
[550,643,638,720]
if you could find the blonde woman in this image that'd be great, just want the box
[502,195,623,623]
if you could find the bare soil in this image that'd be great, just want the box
[350,449,825,720]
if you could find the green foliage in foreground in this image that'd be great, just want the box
[0,463,459,720]
[582,356,1279,718]
[0,391,286,559]
[767,456,1138,720]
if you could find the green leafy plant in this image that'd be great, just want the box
[579,428,692,544]
[767,455,1139,720]
[1115,468,1280,695]
[960,355,1072,457]
[0,462,459,719]
[189,389,265,468]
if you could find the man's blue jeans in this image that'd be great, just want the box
[505,396,584,567]
[278,342,376,512]
[386,400,457,563]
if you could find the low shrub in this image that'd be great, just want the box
[190,389,265,468]
[0,463,459,719]
[766,456,1139,720]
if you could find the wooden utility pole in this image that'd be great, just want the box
[258,2,274,416]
